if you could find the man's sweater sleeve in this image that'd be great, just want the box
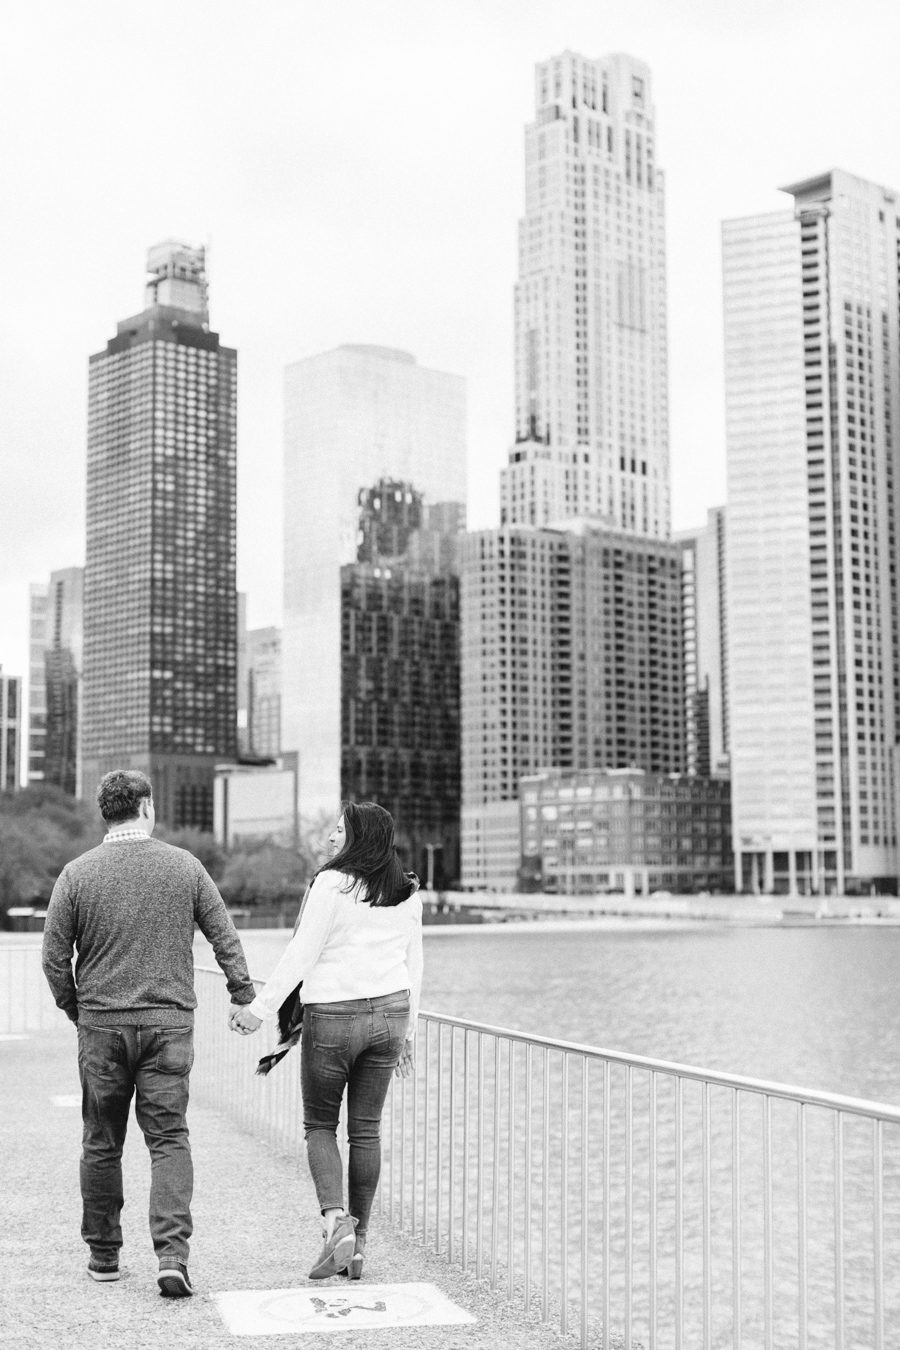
[42,869,78,1022]
[193,868,257,1004]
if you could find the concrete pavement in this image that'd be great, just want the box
[0,1024,604,1350]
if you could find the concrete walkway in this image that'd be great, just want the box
[0,1026,593,1350]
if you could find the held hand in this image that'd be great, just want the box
[229,1004,262,1035]
[395,1041,415,1078]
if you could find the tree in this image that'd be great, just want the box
[218,841,311,908]
[0,784,99,842]
[0,788,337,919]
[154,826,227,882]
[298,810,335,874]
[0,788,101,914]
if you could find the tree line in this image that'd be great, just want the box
[0,785,328,921]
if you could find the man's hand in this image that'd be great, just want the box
[229,1004,262,1035]
[395,1040,415,1078]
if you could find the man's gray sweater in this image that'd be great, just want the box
[42,837,256,1025]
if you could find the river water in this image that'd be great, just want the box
[225,918,900,1106]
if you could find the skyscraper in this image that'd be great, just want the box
[462,50,681,890]
[676,509,728,780]
[461,521,685,889]
[723,170,900,894]
[0,667,22,791]
[501,50,669,537]
[283,344,466,821]
[26,585,48,785]
[341,479,463,885]
[81,242,238,829]
[244,626,282,759]
[27,567,83,794]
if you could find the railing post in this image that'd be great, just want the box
[798,1102,808,1350]
[834,1112,845,1350]
[873,1118,884,1350]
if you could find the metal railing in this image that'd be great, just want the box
[0,942,60,1034]
[9,947,900,1349]
[377,1013,900,1350]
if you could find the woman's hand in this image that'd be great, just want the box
[229,1005,262,1035]
[395,1041,415,1078]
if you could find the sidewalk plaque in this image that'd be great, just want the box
[213,1282,477,1335]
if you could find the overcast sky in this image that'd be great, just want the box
[2,0,900,683]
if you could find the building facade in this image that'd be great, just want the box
[461,521,685,889]
[27,567,83,794]
[283,344,466,821]
[26,585,48,785]
[341,479,463,885]
[676,509,728,780]
[724,170,900,895]
[520,767,732,895]
[241,626,282,759]
[81,241,238,829]
[0,667,23,791]
[213,760,298,849]
[501,50,669,537]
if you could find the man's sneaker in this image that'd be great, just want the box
[157,1262,193,1298]
[87,1256,120,1282]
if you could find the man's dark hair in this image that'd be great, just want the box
[317,801,416,908]
[96,769,153,825]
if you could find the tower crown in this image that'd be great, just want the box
[145,240,208,321]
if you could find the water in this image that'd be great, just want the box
[221,918,900,1105]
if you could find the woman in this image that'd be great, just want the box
[231,802,422,1281]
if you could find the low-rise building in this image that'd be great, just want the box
[213,759,298,849]
[520,767,732,895]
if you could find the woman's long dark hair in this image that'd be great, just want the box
[318,801,417,907]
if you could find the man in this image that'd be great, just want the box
[42,768,258,1297]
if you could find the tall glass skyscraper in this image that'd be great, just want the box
[81,242,238,829]
[341,479,464,885]
[283,344,466,822]
[501,50,669,538]
[724,170,900,895]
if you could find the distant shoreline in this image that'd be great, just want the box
[421,916,714,935]
[6,902,900,948]
[226,910,900,940]
[418,914,900,936]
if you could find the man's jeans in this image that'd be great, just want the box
[77,1023,194,1265]
[301,992,410,1237]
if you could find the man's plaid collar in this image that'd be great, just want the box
[103,829,152,844]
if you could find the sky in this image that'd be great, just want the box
[3,0,900,684]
